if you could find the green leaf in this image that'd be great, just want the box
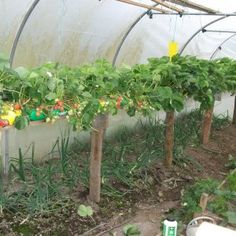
[127,107,136,117]
[156,86,173,100]
[78,85,85,91]
[77,204,93,217]
[226,211,236,225]
[82,92,92,98]
[45,92,57,101]
[123,224,141,236]
[14,116,30,130]
[29,72,39,79]
[171,96,184,112]
[47,78,56,91]
[15,67,30,79]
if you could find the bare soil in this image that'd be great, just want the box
[0,125,236,236]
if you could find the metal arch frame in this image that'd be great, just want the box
[10,0,156,68]
[179,14,234,55]
[210,33,236,59]
[9,0,41,68]
[112,4,158,66]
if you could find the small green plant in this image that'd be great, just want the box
[208,195,228,214]
[179,179,219,220]
[212,113,231,130]
[225,211,236,225]
[226,170,236,191]
[225,154,236,169]
[122,224,141,236]
[10,148,26,182]
[77,204,93,217]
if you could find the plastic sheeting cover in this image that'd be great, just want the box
[1,0,236,67]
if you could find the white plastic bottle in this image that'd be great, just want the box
[163,218,178,236]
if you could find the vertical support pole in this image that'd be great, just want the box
[164,111,175,168]
[89,114,108,203]
[1,128,9,176]
[202,106,214,145]
[233,96,236,125]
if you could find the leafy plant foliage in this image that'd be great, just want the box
[0,55,236,130]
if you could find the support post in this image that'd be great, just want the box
[202,106,214,145]
[233,96,236,125]
[89,114,108,203]
[2,128,9,176]
[164,111,175,168]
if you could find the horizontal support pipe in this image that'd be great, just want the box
[203,29,236,34]
[152,12,236,16]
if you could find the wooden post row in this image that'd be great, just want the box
[89,114,108,203]
[165,111,175,168]
[202,106,214,145]
[233,96,236,125]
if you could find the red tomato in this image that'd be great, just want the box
[14,103,21,110]
[116,96,122,109]
[0,120,9,127]
[57,101,64,107]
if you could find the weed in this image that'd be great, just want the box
[225,155,236,170]
[178,179,219,220]
[176,169,236,224]
[1,109,234,225]
[123,224,141,236]
[10,148,27,182]
[226,170,236,191]
[212,113,231,130]
[77,204,93,217]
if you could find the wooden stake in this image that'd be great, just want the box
[233,96,236,125]
[199,192,209,212]
[164,0,217,13]
[202,106,214,145]
[193,192,209,218]
[164,111,175,168]
[89,114,108,203]
[152,0,184,13]
[116,0,169,13]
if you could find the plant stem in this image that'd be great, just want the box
[164,111,175,168]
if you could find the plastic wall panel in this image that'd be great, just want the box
[0,0,33,56]
[11,0,142,67]
[211,36,236,59]
[115,14,217,64]
[1,0,236,67]
[185,17,236,59]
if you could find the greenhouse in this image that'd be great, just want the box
[0,0,236,235]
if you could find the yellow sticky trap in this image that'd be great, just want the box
[168,41,178,60]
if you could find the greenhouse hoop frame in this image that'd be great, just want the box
[8,0,236,67]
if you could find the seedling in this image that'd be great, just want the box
[77,204,93,217]
[123,224,141,236]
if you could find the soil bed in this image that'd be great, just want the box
[0,119,236,236]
